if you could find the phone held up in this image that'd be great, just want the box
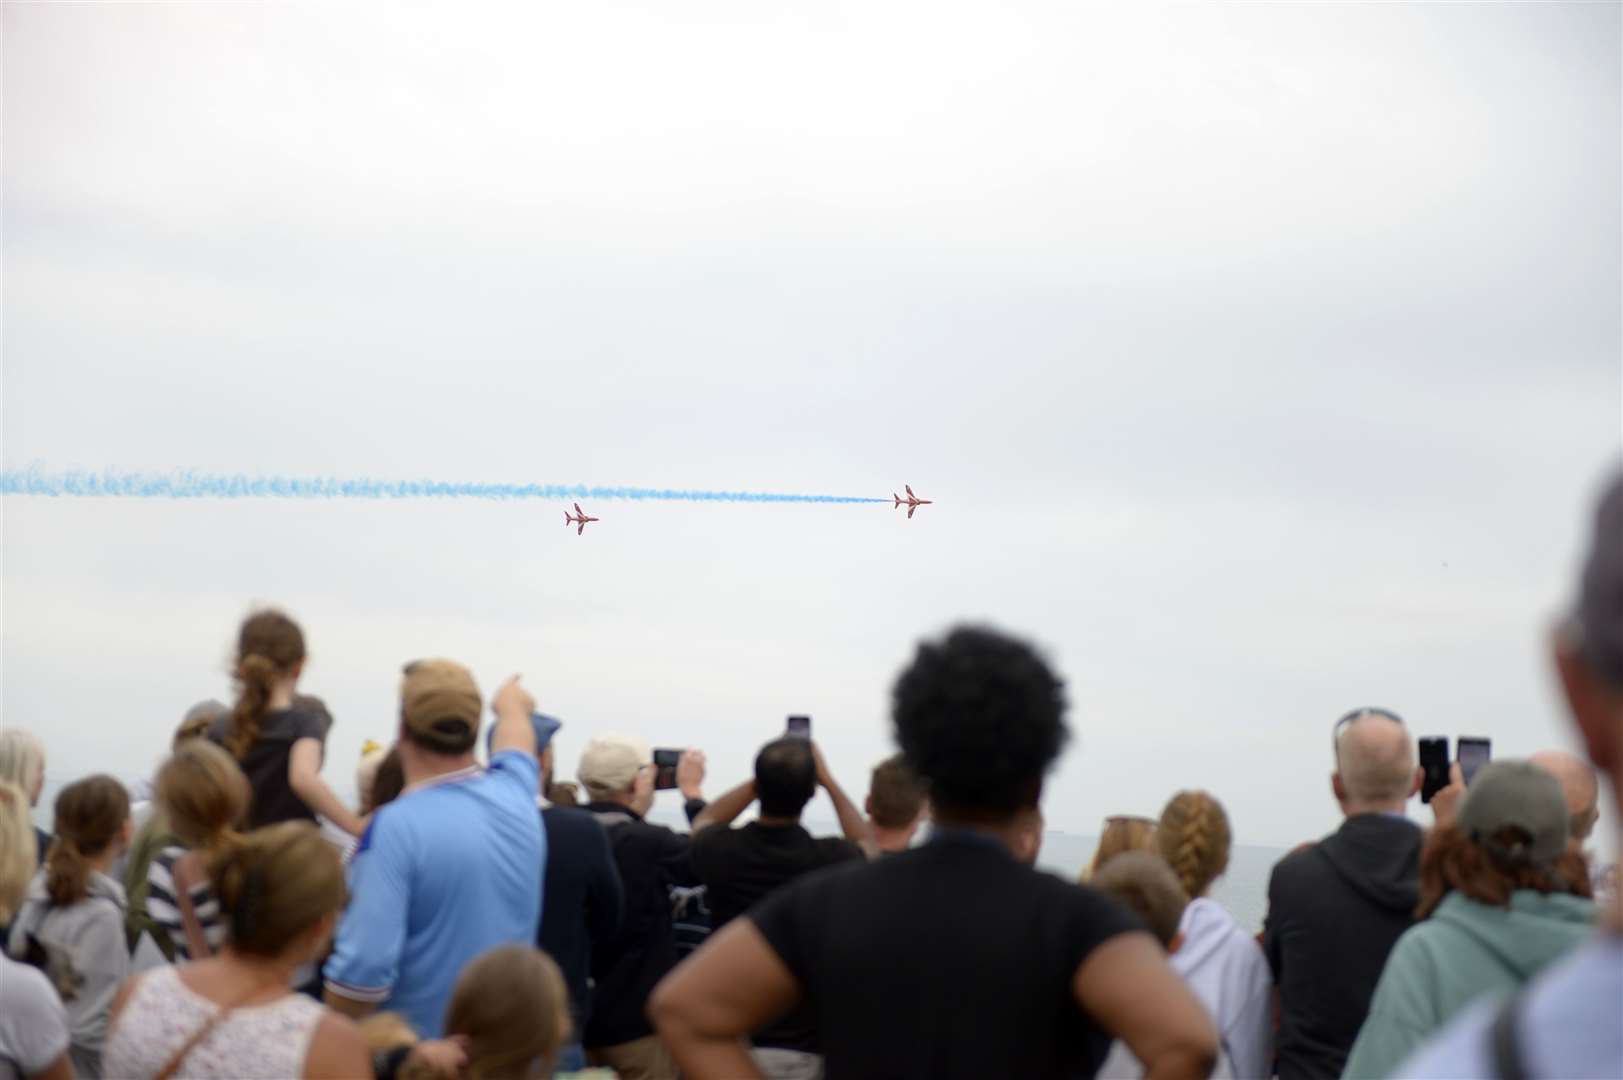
[786,715,812,739]
[1417,735,1493,802]
[652,748,683,791]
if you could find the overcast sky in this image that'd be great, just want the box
[3,3,1619,853]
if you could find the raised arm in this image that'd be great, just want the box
[488,675,538,759]
[1074,932,1218,1080]
[691,779,756,833]
[812,744,877,857]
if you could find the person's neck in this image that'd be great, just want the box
[754,813,801,828]
[932,812,1030,852]
[871,822,920,852]
[83,847,120,877]
[1343,800,1409,818]
[401,748,477,788]
[218,945,304,992]
[267,675,298,712]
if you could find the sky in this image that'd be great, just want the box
[3,2,1620,855]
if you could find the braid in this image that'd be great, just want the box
[1157,790,1232,899]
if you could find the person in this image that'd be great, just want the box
[0,779,73,1080]
[443,945,573,1079]
[577,735,708,1080]
[122,702,228,921]
[6,774,133,1078]
[1528,748,1602,852]
[355,741,388,816]
[1342,762,1594,1078]
[370,746,407,812]
[1091,852,1216,1079]
[650,626,1218,1080]
[492,713,623,1075]
[1153,791,1271,1080]
[137,740,252,961]
[1261,707,1423,1080]
[323,661,543,1039]
[102,821,371,1079]
[864,753,928,853]
[206,610,363,836]
[0,728,50,866]
[1085,815,1158,881]
[688,738,870,1078]
[1396,467,1623,1079]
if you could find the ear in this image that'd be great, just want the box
[1167,931,1186,955]
[863,795,873,816]
[1554,636,1622,778]
[1331,772,1347,805]
[1407,766,1424,799]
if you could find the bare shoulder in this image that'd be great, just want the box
[304,1010,371,1080]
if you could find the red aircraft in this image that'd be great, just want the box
[893,484,933,519]
[564,503,599,535]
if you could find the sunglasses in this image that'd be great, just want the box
[1332,707,1405,760]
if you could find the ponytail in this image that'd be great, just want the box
[209,822,344,957]
[44,775,129,906]
[225,610,306,760]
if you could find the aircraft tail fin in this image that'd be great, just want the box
[893,493,900,506]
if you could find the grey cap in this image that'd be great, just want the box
[1456,761,1570,868]
[1575,468,1623,688]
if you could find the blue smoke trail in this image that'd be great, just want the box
[0,466,888,505]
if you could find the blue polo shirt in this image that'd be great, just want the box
[324,749,544,1037]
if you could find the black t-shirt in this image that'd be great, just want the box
[749,831,1143,1079]
[691,822,863,930]
[690,821,863,1053]
[207,702,330,829]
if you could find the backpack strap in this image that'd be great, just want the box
[1489,990,1530,1080]
[171,851,213,961]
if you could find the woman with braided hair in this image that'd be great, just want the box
[205,610,364,837]
[1150,790,1272,1080]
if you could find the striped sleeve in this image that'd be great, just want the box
[146,846,228,959]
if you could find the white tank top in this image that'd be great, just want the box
[103,966,326,1080]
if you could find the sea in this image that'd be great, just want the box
[1036,832,1286,934]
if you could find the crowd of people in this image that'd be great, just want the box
[0,466,1619,1080]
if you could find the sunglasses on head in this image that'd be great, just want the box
[1332,707,1405,759]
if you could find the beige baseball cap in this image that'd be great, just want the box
[577,734,650,799]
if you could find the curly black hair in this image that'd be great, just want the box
[891,625,1069,818]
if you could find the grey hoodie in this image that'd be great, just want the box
[6,869,130,1080]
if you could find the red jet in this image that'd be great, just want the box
[893,484,933,519]
[564,503,599,535]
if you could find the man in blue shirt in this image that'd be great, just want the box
[324,660,544,1038]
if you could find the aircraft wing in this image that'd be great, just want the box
[907,504,917,519]
[577,521,586,535]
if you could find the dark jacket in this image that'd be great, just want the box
[1262,814,1422,1080]
[538,805,624,1034]
[582,799,704,1048]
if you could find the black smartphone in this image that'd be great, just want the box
[652,748,682,790]
[1419,736,1450,804]
[1457,737,1491,786]
[786,715,811,739]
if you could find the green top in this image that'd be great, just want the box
[122,814,179,958]
[1342,888,1594,1079]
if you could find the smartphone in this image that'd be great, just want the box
[1418,737,1450,804]
[786,715,811,739]
[652,748,683,791]
[1457,737,1491,786]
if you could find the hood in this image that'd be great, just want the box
[1317,814,1422,912]
[1431,890,1595,980]
[1173,897,1248,974]
[22,867,127,910]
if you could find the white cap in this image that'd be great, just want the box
[577,734,650,799]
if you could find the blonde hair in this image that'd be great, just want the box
[209,822,345,957]
[1157,790,1232,900]
[441,945,570,1080]
[0,729,45,801]
[0,780,37,923]
[1085,815,1157,881]
[156,740,250,861]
